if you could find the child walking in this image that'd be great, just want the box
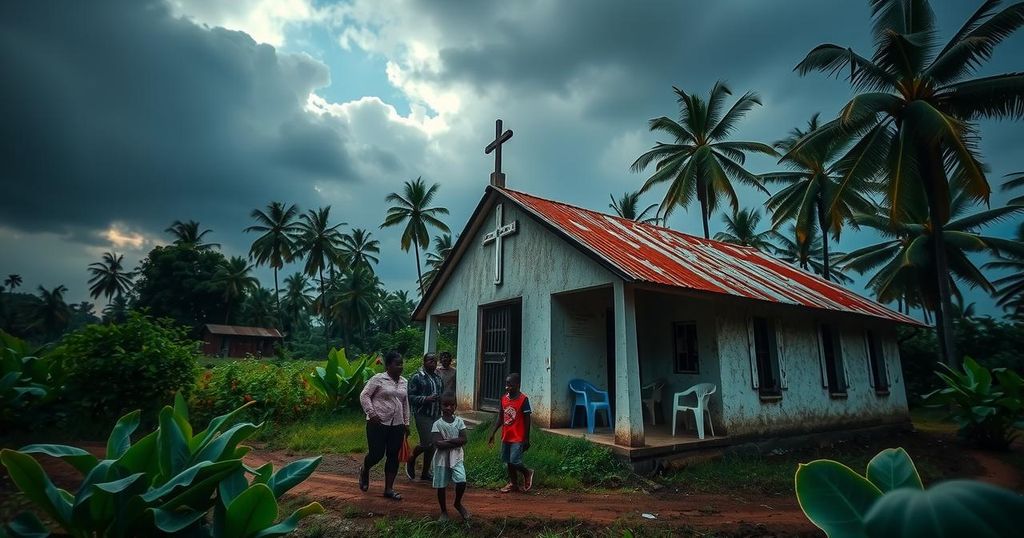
[432,395,470,522]
[487,373,534,493]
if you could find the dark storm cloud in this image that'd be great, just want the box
[0,0,354,237]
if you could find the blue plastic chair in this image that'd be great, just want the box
[569,379,611,434]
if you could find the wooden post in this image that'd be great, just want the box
[423,314,439,355]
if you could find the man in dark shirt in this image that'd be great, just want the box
[407,352,443,480]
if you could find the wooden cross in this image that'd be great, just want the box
[482,203,518,285]
[484,119,513,188]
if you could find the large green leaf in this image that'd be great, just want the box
[252,502,325,538]
[116,430,157,476]
[4,511,50,538]
[18,445,98,475]
[191,400,256,453]
[106,410,141,460]
[142,460,239,503]
[149,507,206,534]
[795,460,882,538]
[268,457,322,498]
[864,480,1024,537]
[194,422,261,464]
[157,406,190,482]
[173,393,193,441]
[157,462,240,512]
[0,449,74,530]
[225,484,278,538]
[219,467,250,507]
[865,448,923,493]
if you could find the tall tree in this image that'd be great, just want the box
[30,285,70,340]
[3,274,22,292]
[87,251,135,302]
[376,290,414,333]
[132,244,230,329]
[296,207,345,349]
[1003,171,1024,205]
[245,201,301,328]
[102,295,131,324]
[212,256,259,324]
[280,272,314,336]
[165,220,220,250]
[713,208,777,251]
[340,228,381,273]
[241,287,277,328]
[381,177,451,294]
[772,225,855,285]
[985,222,1024,318]
[631,81,776,238]
[840,195,1024,315]
[792,0,1024,364]
[423,233,454,289]
[763,113,875,279]
[608,191,660,224]
[331,266,381,346]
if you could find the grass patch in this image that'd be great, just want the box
[260,413,627,490]
[910,406,957,434]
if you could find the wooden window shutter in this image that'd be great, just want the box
[816,324,828,389]
[839,328,851,390]
[775,318,787,390]
[884,340,897,384]
[863,331,875,389]
[747,317,759,390]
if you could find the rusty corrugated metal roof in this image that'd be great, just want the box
[204,324,283,338]
[499,187,920,325]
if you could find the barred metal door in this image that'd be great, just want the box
[480,304,511,410]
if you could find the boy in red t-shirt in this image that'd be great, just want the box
[488,373,535,493]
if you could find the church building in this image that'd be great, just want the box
[414,122,918,459]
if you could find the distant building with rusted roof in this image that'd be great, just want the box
[201,324,283,358]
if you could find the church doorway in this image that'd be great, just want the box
[477,299,522,411]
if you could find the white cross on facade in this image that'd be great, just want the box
[482,203,518,285]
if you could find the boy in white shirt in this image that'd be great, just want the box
[431,395,470,522]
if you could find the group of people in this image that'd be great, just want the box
[357,350,534,522]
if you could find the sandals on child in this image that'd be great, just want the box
[499,482,516,493]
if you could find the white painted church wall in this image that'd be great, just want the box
[550,288,613,427]
[424,201,618,425]
[713,300,909,437]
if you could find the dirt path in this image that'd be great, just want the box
[969,449,1021,490]
[247,451,816,535]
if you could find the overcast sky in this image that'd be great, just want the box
[1,0,1021,318]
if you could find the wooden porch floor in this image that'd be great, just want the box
[543,424,730,459]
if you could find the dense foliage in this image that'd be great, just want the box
[923,357,1024,450]
[1,395,323,537]
[307,348,381,410]
[191,360,323,425]
[795,447,1022,537]
[0,331,65,431]
[132,244,234,330]
[58,313,199,424]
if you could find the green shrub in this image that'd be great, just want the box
[191,360,323,425]
[795,447,1022,537]
[1,331,65,430]
[58,313,198,423]
[1,394,323,537]
[922,356,1024,450]
[307,348,381,411]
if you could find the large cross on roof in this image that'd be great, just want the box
[484,119,513,188]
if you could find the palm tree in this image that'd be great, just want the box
[1003,171,1024,205]
[241,287,277,328]
[713,208,777,251]
[792,0,1024,364]
[985,222,1024,318]
[381,177,451,294]
[631,81,776,238]
[165,220,220,250]
[296,207,345,348]
[30,285,70,340]
[772,225,855,285]
[331,266,382,346]
[423,233,455,289]
[840,196,1024,317]
[609,191,660,224]
[340,228,381,273]
[245,202,301,327]
[87,251,134,302]
[376,290,415,333]
[212,256,259,324]
[4,274,22,292]
[763,113,876,280]
[280,272,314,335]
[102,295,131,324]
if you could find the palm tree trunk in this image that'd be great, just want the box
[319,267,328,354]
[923,148,958,367]
[697,179,710,239]
[817,203,831,281]
[273,267,282,331]
[225,298,231,324]
[414,241,424,295]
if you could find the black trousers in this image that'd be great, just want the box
[364,421,404,475]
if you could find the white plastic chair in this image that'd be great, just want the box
[672,383,716,439]
[641,380,665,426]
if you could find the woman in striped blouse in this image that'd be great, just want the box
[358,350,410,500]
